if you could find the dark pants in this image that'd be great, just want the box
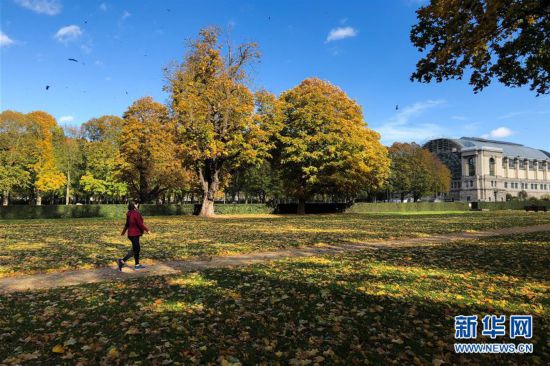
[123,236,140,264]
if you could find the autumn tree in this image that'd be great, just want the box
[0,111,35,205]
[225,161,284,203]
[80,116,127,203]
[387,143,415,202]
[53,126,84,205]
[430,156,452,197]
[411,0,550,95]
[224,90,285,204]
[119,96,188,203]
[277,78,390,214]
[388,143,451,201]
[167,27,270,216]
[27,111,66,205]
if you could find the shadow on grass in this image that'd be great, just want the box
[1,251,547,365]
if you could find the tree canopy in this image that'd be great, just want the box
[119,97,189,203]
[388,143,451,202]
[277,78,390,213]
[411,0,550,95]
[167,27,270,216]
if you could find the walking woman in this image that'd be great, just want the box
[117,201,150,271]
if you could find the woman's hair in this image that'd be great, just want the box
[128,201,138,211]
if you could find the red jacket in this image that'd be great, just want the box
[122,210,149,237]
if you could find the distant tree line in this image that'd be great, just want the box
[0,27,451,215]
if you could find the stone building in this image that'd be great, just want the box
[424,137,550,202]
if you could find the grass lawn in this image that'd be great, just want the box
[0,211,550,277]
[1,232,548,365]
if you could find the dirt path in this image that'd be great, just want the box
[1,224,549,294]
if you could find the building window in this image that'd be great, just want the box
[519,160,526,169]
[509,159,515,168]
[529,160,534,169]
[502,158,507,169]
[538,161,544,171]
[489,158,495,176]
[467,157,476,176]
[504,182,508,188]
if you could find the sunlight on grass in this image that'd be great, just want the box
[167,273,217,287]
[1,211,549,276]
[1,231,548,365]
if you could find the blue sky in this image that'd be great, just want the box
[1,0,549,150]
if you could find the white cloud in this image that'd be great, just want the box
[59,115,74,123]
[482,126,514,139]
[373,100,446,144]
[0,31,15,47]
[451,115,468,121]
[80,44,92,54]
[14,0,61,15]
[325,26,358,42]
[121,10,131,21]
[54,25,82,43]
[99,2,107,11]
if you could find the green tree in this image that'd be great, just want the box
[388,143,451,201]
[411,0,550,95]
[167,27,269,216]
[0,111,35,205]
[80,116,127,203]
[277,78,390,214]
[226,161,284,203]
[53,126,84,205]
[387,143,415,202]
[518,190,529,200]
[119,96,188,203]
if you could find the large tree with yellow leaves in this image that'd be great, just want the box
[27,111,66,205]
[167,27,271,216]
[119,97,189,203]
[277,78,390,214]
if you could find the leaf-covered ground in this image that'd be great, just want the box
[1,211,550,277]
[1,233,548,365]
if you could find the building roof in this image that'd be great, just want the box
[450,137,550,161]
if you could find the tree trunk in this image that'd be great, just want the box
[198,163,220,217]
[65,170,70,205]
[297,198,306,215]
[36,194,42,206]
[199,195,215,216]
[2,191,8,206]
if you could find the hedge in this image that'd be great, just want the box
[478,200,550,211]
[2,200,549,220]
[0,203,270,220]
[348,202,470,213]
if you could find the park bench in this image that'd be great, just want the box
[524,205,548,212]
